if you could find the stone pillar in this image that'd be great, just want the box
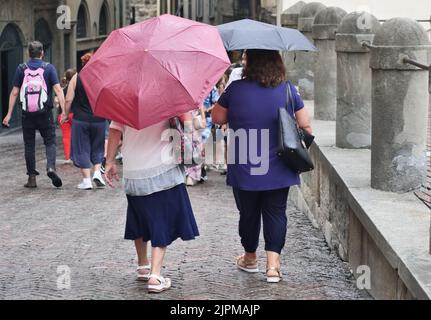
[335,12,380,148]
[312,7,347,120]
[370,18,430,192]
[281,1,307,86]
[203,0,210,23]
[183,0,189,18]
[296,2,326,99]
[70,22,77,69]
[191,0,196,21]
[281,0,307,29]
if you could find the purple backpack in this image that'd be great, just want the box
[19,63,49,114]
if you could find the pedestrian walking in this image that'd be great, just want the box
[56,68,76,164]
[2,41,64,188]
[226,51,246,88]
[185,108,206,186]
[61,53,106,190]
[77,15,228,293]
[105,114,199,293]
[214,76,228,175]
[212,49,312,283]
[201,86,220,180]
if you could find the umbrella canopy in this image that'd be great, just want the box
[217,19,317,52]
[80,14,230,130]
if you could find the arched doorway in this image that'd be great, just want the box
[0,24,23,130]
[35,18,53,63]
[77,3,88,39]
[76,2,89,71]
[99,2,109,36]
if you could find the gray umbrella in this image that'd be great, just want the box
[217,19,318,52]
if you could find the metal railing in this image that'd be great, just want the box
[378,19,431,22]
[403,58,431,70]
[361,42,431,71]
[361,41,374,49]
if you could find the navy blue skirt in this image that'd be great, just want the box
[125,184,199,247]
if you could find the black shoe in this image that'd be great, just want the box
[47,168,62,188]
[200,166,208,182]
[24,175,37,188]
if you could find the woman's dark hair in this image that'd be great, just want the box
[64,68,77,82]
[62,68,77,87]
[242,49,286,87]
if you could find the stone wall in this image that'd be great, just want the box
[284,7,431,299]
[289,118,431,299]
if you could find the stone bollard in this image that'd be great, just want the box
[281,1,307,86]
[312,7,347,121]
[370,18,430,192]
[281,1,307,28]
[335,12,380,148]
[295,2,326,99]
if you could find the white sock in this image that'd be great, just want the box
[83,178,92,184]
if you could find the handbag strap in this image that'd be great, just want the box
[286,81,297,120]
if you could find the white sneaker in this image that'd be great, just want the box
[58,159,73,165]
[78,179,93,190]
[93,171,106,188]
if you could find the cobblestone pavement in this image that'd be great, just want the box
[0,132,371,300]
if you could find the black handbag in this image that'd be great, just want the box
[277,82,315,174]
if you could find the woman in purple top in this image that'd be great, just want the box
[212,49,312,283]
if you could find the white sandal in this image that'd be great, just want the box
[147,274,172,293]
[136,265,151,281]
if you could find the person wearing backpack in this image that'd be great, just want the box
[2,41,65,189]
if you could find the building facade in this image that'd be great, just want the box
[0,0,128,131]
[0,0,280,132]
[127,1,278,26]
[128,0,218,24]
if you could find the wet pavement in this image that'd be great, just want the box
[0,131,371,300]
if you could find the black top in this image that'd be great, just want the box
[57,85,68,115]
[71,75,105,123]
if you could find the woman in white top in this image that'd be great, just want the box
[105,113,199,293]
